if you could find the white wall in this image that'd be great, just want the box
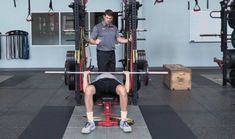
[142,0,234,67]
[0,0,232,68]
[0,0,123,68]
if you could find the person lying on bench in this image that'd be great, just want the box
[81,71,132,134]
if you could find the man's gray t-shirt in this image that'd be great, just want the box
[92,73,121,83]
[90,22,120,51]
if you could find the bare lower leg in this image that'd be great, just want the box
[85,86,95,112]
[117,85,128,111]
[85,95,93,112]
[119,94,127,111]
[117,85,128,121]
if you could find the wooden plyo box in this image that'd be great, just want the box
[163,64,192,90]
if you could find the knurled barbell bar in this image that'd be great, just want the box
[45,71,168,75]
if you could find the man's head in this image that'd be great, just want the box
[103,9,113,25]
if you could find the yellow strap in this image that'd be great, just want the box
[133,49,138,64]
[76,50,80,64]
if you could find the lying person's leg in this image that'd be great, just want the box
[82,85,96,134]
[116,85,128,113]
[116,85,132,133]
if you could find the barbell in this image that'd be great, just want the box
[45,71,168,75]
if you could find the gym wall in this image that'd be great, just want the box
[0,0,229,68]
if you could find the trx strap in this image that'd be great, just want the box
[13,0,16,7]
[26,0,32,22]
[188,1,190,10]
[193,0,201,11]
[48,0,55,16]
[207,0,209,9]
[154,0,164,5]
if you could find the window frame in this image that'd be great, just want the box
[30,11,120,47]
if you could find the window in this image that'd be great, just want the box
[31,12,119,46]
[61,12,88,45]
[31,13,59,45]
[61,13,75,45]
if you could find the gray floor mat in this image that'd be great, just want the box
[63,106,152,139]
[0,75,13,83]
[0,75,31,87]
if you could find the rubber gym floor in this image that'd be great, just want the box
[0,68,235,139]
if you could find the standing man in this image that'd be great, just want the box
[89,9,131,72]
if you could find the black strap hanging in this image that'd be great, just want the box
[207,0,209,9]
[188,1,190,10]
[13,0,16,7]
[48,0,55,16]
[26,0,32,21]
[154,0,164,5]
[193,0,201,11]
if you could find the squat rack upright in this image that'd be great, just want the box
[65,0,147,105]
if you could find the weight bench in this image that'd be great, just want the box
[96,96,119,127]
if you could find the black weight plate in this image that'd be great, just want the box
[225,49,235,68]
[142,62,149,86]
[230,69,235,87]
[64,51,76,90]
[68,74,75,90]
[228,10,235,29]
[137,50,146,70]
[231,30,235,48]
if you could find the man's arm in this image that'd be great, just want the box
[89,38,101,45]
[117,33,132,44]
[117,36,129,44]
[123,71,130,93]
[89,26,102,45]
[83,71,90,92]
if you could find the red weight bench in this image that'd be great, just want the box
[96,96,119,127]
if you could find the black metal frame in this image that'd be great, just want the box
[220,0,229,86]
[212,0,235,86]
[123,0,139,105]
[70,0,86,105]
[122,0,147,104]
[68,0,147,105]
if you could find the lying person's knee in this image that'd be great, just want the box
[85,85,95,96]
[116,85,127,96]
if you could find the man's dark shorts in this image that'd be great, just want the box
[91,78,121,101]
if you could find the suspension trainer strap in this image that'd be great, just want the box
[13,0,16,7]
[26,0,32,21]
[48,0,55,16]
[193,0,201,11]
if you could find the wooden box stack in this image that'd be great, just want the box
[163,64,192,90]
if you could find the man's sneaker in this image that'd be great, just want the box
[120,120,132,133]
[81,121,96,134]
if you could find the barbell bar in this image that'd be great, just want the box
[45,71,168,75]
[63,29,147,32]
